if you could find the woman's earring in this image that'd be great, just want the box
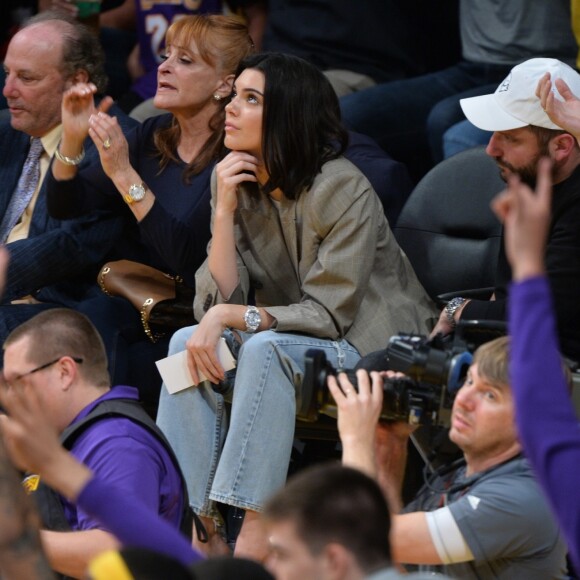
[213,93,222,101]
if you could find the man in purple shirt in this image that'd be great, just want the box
[2,307,184,579]
[493,157,580,571]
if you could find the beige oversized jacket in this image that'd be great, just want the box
[194,157,437,357]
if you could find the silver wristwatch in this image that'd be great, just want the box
[123,182,147,205]
[444,297,467,327]
[243,305,261,333]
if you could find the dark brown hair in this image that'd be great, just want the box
[263,463,391,572]
[233,53,348,199]
[527,125,578,153]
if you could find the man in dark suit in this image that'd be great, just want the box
[0,11,139,345]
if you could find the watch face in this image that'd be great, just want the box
[129,183,146,201]
[245,308,261,331]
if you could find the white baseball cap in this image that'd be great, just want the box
[460,58,580,131]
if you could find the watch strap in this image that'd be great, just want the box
[445,297,467,327]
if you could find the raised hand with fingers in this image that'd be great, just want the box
[54,83,114,181]
[0,381,62,476]
[88,111,132,181]
[536,72,580,141]
[61,83,113,143]
[0,381,93,503]
[492,157,552,281]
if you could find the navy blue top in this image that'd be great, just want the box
[46,118,411,285]
[45,114,213,288]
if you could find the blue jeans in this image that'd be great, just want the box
[443,119,492,160]
[427,84,497,163]
[340,60,511,181]
[156,327,360,516]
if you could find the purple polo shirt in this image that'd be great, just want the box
[62,386,183,532]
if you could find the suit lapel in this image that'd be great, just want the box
[0,129,30,220]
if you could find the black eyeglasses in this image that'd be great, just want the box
[10,356,84,384]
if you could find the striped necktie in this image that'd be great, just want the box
[0,137,44,243]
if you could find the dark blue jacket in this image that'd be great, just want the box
[0,105,139,305]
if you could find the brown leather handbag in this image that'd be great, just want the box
[97,260,195,342]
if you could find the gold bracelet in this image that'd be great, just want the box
[54,142,85,166]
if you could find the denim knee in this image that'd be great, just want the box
[168,325,196,355]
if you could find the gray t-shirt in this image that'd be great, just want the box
[461,0,577,66]
[404,456,567,579]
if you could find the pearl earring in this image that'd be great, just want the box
[213,93,222,101]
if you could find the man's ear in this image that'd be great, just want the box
[58,356,80,391]
[549,132,577,161]
[321,542,359,580]
[214,74,235,100]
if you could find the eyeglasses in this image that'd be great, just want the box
[8,356,84,386]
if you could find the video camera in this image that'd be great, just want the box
[299,320,506,427]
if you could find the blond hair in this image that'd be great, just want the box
[154,15,255,180]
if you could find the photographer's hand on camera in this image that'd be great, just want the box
[372,371,417,512]
[328,369,383,479]
[329,369,417,511]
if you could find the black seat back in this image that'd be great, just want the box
[393,147,505,300]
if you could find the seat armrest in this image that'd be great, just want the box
[436,287,495,306]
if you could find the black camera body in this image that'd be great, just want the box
[300,321,505,427]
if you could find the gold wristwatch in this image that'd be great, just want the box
[123,182,147,205]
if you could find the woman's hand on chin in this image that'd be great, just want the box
[215,151,259,213]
